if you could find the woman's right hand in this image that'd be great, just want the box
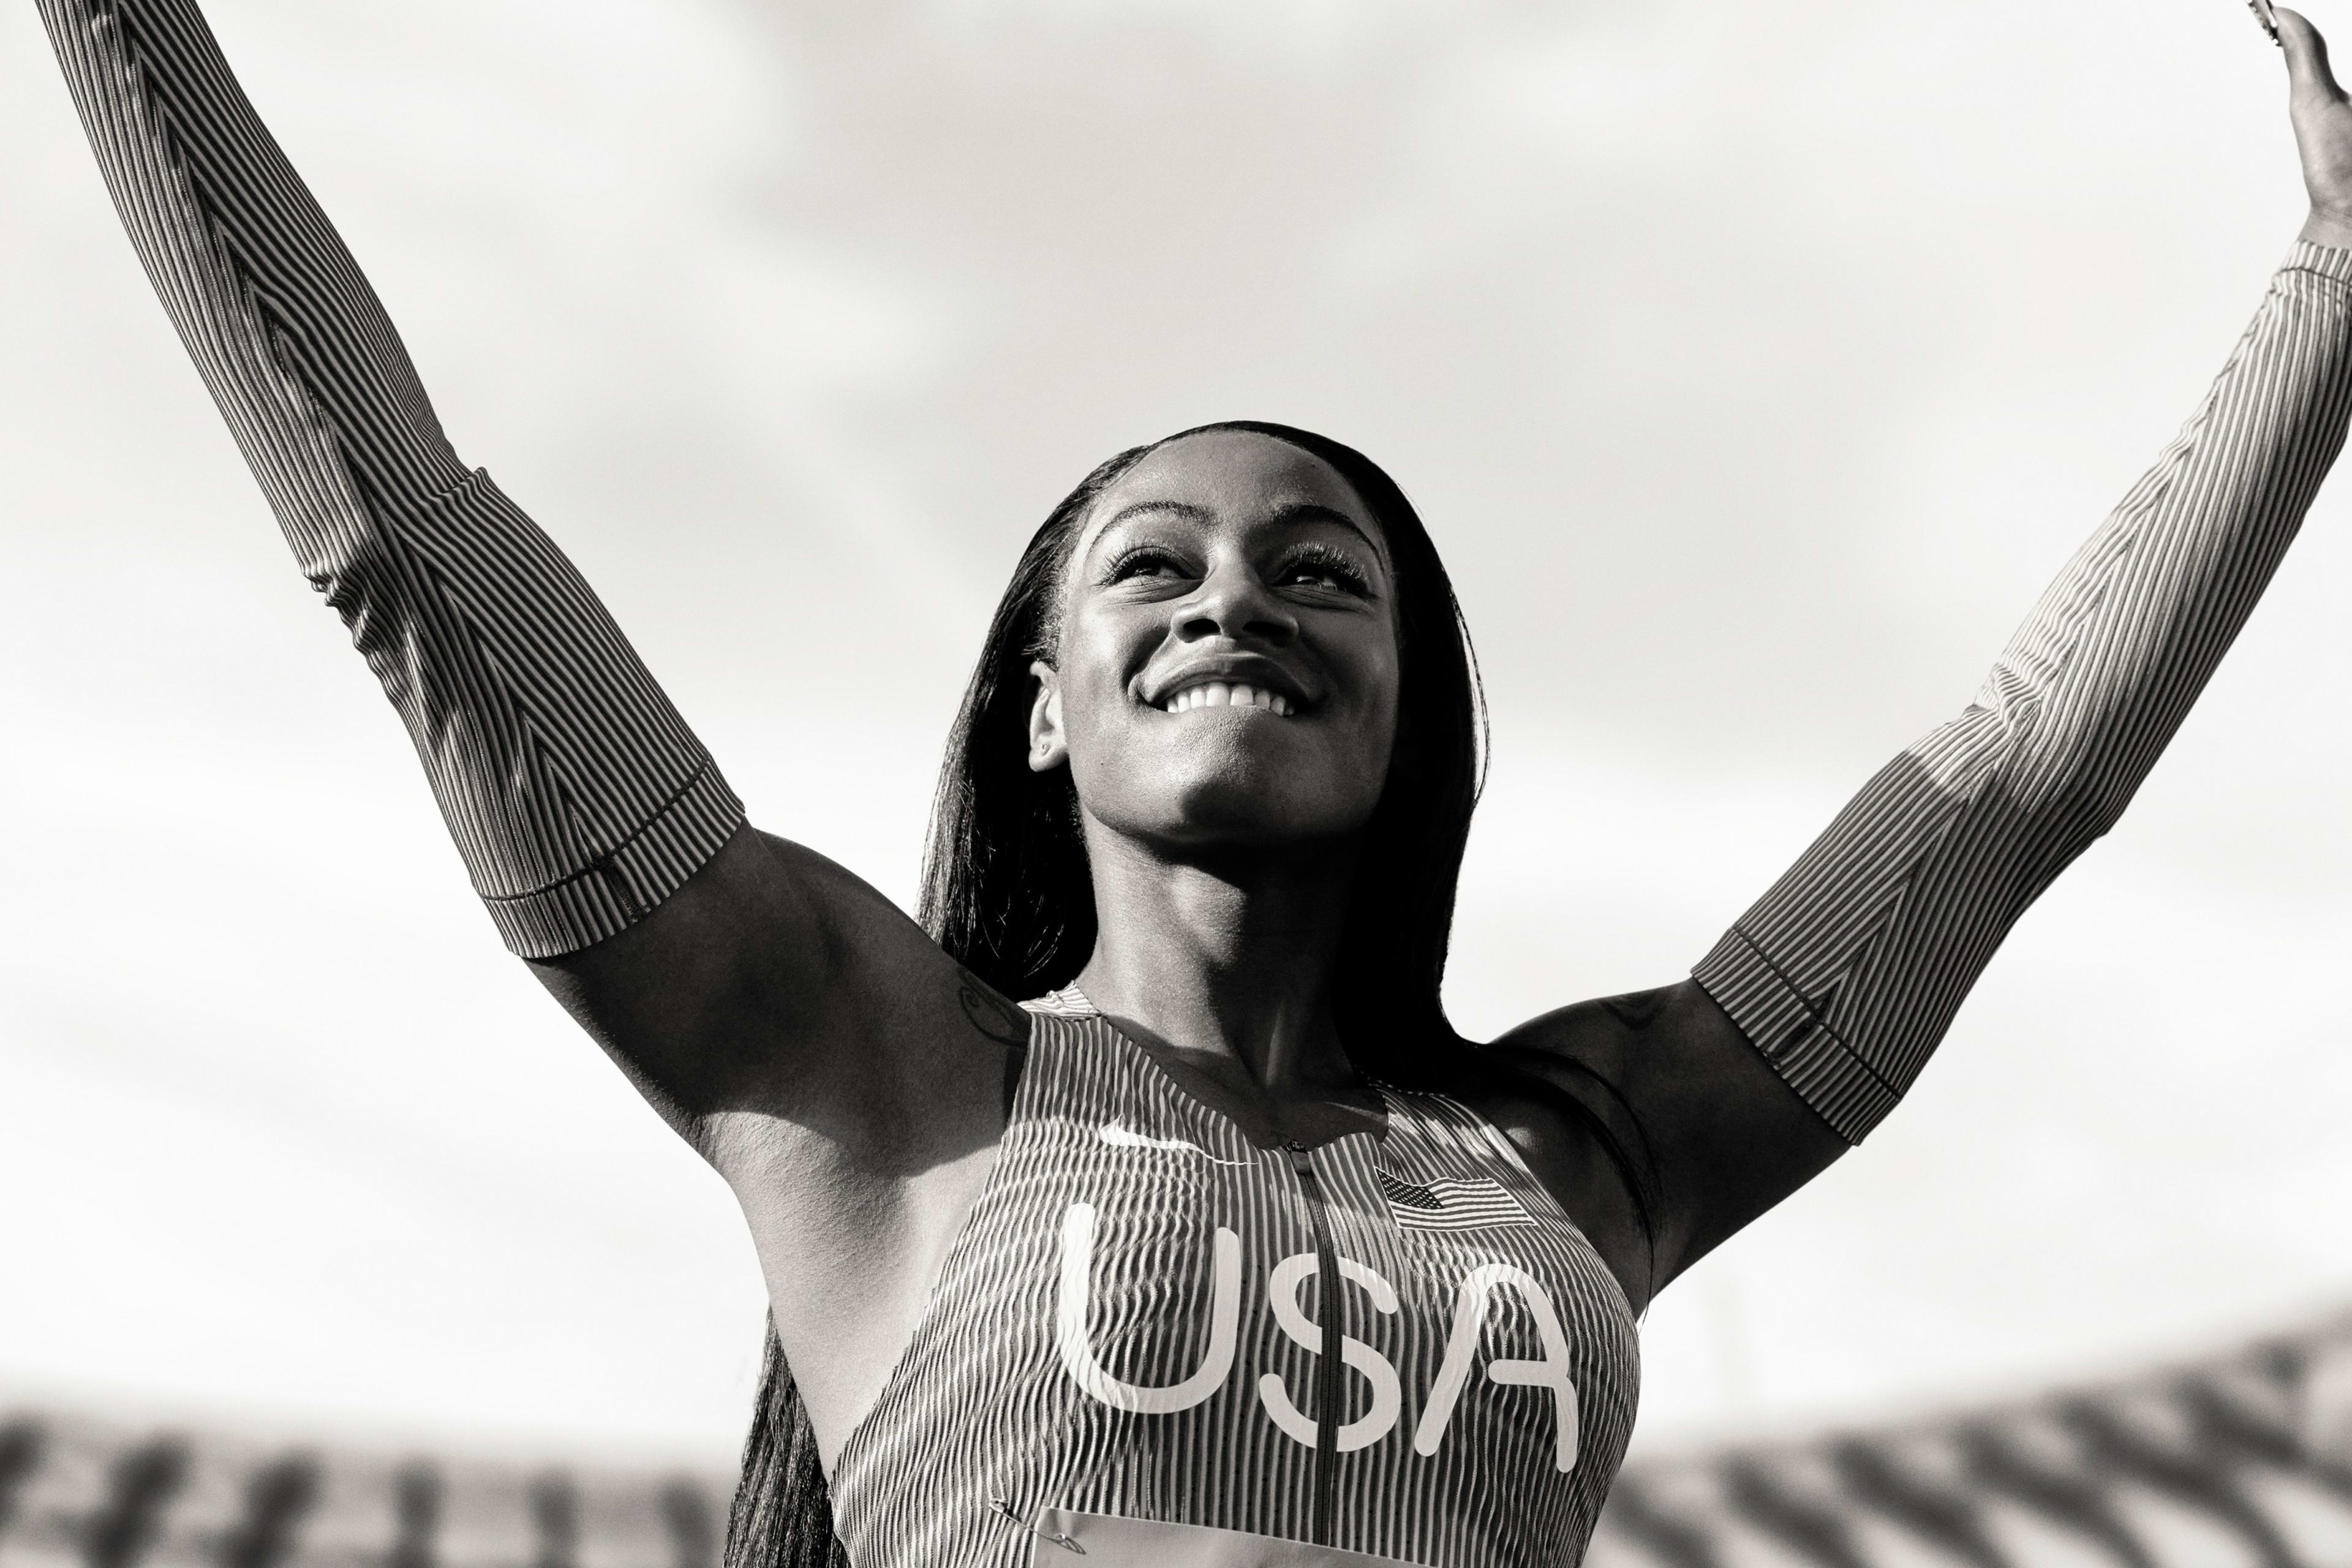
[2279,11,2352,246]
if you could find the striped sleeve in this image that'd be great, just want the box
[37,0,745,959]
[1694,244,2352,1143]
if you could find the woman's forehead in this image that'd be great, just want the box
[1077,431,1384,559]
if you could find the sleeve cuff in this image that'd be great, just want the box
[1691,927,1899,1145]
[481,761,746,959]
[2285,240,2352,288]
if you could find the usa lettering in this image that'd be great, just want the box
[1055,1202,1581,1472]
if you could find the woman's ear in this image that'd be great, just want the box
[1027,659,1068,772]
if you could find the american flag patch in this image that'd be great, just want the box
[1376,1169,1535,1232]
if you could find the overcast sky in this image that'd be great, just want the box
[4,0,2350,1467]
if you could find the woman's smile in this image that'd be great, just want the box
[1144,658,1311,717]
[1158,681,1295,715]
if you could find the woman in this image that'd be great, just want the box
[33,2,2352,1565]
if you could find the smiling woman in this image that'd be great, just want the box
[29,0,2352,1566]
[921,423,1483,1087]
[1041,434,1403,844]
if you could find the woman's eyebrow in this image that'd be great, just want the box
[1267,502,1384,559]
[1098,499,1210,532]
[1096,499,1384,559]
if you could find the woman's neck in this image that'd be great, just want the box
[1071,827,1359,1100]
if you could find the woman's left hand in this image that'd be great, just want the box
[2278,10,2352,246]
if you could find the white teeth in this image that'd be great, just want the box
[1159,682,1297,715]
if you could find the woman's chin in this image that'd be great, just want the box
[1069,722,1389,851]
[1091,778,1378,857]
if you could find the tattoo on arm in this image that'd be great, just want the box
[957,971,1030,1047]
[957,969,1031,1123]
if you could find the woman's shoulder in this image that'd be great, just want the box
[1450,998,1688,1313]
[1483,978,1850,1291]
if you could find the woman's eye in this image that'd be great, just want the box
[1278,554,1370,595]
[1105,548,1190,585]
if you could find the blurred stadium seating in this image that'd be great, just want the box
[4,1306,2350,1568]
[0,1416,725,1568]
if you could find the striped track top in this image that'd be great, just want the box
[829,993,1640,1568]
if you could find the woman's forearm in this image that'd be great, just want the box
[1974,244,2352,826]
[1694,243,2352,1142]
[39,0,743,957]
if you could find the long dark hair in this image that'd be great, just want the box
[720,421,1487,1568]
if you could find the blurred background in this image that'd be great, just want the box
[4,0,2352,1560]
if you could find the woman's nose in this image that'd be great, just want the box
[1177,565,1297,645]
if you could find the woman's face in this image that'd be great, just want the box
[1030,430,1401,853]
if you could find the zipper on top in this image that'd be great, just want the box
[1286,1140,1343,1547]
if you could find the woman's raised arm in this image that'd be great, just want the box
[1687,228,2352,1115]
[1502,11,2352,1290]
[35,0,1008,1150]
[40,0,741,952]
[1691,12,2352,1141]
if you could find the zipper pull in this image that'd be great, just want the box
[1286,1138,1311,1174]
[989,1496,1087,1555]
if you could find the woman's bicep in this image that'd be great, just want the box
[1495,981,1846,1295]
[1623,981,1847,1286]
[530,827,1023,1158]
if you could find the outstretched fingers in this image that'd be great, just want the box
[2277,9,2352,246]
